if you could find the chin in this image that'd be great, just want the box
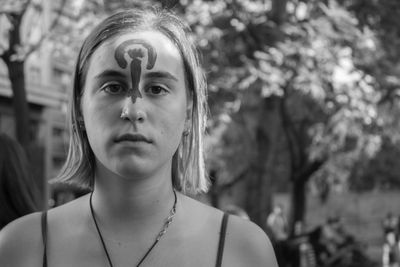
[115,164,149,179]
[110,154,171,180]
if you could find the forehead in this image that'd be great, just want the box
[88,31,184,73]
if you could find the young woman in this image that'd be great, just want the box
[0,8,278,267]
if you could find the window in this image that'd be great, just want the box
[28,65,41,84]
[0,113,15,137]
[52,67,70,92]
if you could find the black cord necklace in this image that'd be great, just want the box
[89,190,177,267]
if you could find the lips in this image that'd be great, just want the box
[115,133,151,143]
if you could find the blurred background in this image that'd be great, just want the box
[1,0,400,266]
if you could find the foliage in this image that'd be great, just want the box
[175,0,400,227]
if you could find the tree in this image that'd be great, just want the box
[0,0,109,208]
[179,0,388,232]
[0,0,70,150]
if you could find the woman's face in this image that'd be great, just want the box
[81,30,189,180]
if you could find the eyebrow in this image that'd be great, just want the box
[95,70,126,79]
[145,71,178,81]
[94,69,179,82]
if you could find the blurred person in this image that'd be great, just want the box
[0,133,40,229]
[398,214,400,239]
[317,216,346,259]
[292,221,317,267]
[266,204,289,241]
[309,216,362,267]
[266,204,288,266]
[383,212,399,236]
[383,231,400,267]
[0,7,278,267]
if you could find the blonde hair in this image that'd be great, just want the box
[55,8,209,195]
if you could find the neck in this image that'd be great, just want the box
[90,164,176,232]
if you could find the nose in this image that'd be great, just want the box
[120,97,146,123]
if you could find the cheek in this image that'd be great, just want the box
[81,92,93,120]
[159,106,186,139]
[80,95,116,150]
[81,94,116,125]
[161,115,185,138]
[81,99,98,133]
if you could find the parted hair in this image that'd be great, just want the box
[55,8,209,194]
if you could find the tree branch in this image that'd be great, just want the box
[297,157,327,183]
[23,0,67,60]
[279,78,303,181]
[0,52,6,62]
[19,0,33,18]
[0,0,31,16]
[378,84,399,105]
[270,0,288,26]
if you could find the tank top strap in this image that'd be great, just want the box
[41,211,48,267]
[215,212,229,267]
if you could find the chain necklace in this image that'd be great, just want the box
[89,190,177,267]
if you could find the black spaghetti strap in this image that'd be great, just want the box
[41,211,48,267]
[215,213,229,267]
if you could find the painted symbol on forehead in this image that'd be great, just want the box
[114,39,157,103]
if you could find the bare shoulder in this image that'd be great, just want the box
[0,194,88,267]
[178,194,278,266]
[0,212,44,267]
[224,215,279,267]
[178,193,223,227]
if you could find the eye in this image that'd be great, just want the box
[101,83,125,95]
[146,85,169,95]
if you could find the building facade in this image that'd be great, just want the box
[0,0,76,205]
